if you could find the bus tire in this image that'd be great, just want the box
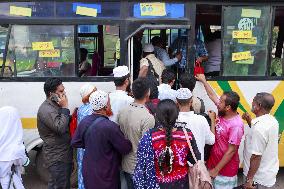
[35,148,78,188]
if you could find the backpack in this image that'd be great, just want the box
[69,107,78,138]
[146,58,159,91]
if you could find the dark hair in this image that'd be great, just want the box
[180,73,196,92]
[156,99,179,175]
[114,74,130,87]
[151,36,163,46]
[44,78,62,97]
[254,92,275,112]
[132,78,150,100]
[149,84,159,99]
[177,98,192,107]
[161,69,175,84]
[223,91,240,111]
[80,48,88,61]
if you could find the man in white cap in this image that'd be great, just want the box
[176,88,215,161]
[72,90,132,189]
[139,43,165,83]
[109,66,134,123]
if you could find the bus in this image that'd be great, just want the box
[0,0,283,185]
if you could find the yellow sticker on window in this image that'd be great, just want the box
[76,6,98,17]
[32,42,54,51]
[232,31,252,39]
[10,6,32,17]
[241,9,261,18]
[140,3,166,16]
[235,56,254,64]
[232,51,252,61]
[39,49,60,58]
[238,37,257,45]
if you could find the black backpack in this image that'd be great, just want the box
[146,58,159,91]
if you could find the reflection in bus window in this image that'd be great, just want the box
[0,26,11,77]
[270,7,284,76]
[223,6,271,76]
[5,25,75,77]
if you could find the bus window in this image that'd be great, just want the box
[4,25,75,77]
[0,25,11,77]
[270,6,284,76]
[222,6,272,76]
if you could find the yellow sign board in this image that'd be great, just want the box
[241,9,261,18]
[232,51,252,61]
[238,37,257,45]
[76,6,98,17]
[32,42,54,51]
[10,6,32,17]
[232,30,252,39]
[235,56,254,64]
[140,3,166,16]
[39,49,60,58]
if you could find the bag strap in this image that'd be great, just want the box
[83,116,105,140]
[146,58,159,79]
[182,128,198,163]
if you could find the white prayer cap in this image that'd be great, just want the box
[89,90,109,111]
[143,43,154,53]
[176,88,193,100]
[113,66,129,78]
[80,83,95,98]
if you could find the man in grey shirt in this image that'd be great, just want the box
[117,78,155,189]
[37,78,72,189]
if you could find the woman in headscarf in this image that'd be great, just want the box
[77,84,97,189]
[134,99,201,189]
[0,106,29,189]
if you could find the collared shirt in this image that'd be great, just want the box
[37,99,72,167]
[177,111,215,161]
[117,102,155,174]
[243,114,279,187]
[158,83,177,102]
[109,90,134,123]
[205,39,221,73]
[140,54,165,83]
[154,46,178,67]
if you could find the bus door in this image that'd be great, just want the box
[125,24,191,86]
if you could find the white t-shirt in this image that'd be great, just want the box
[158,84,177,102]
[243,114,279,187]
[177,111,215,161]
[109,90,134,123]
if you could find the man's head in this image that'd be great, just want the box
[113,66,131,92]
[143,43,154,58]
[176,88,193,110]
[80,48,88,62]
[89,90,113,117]
[161,69,176,87]
[44,78,64,98]
[80,84,96,104]
[217,91,240,117]
[252,92,275,115]
[132,78,150,102]
[151,36,163,48]
[180,73,196,92]
[134,30,144,41]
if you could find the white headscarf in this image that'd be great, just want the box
[0,106,26,161]
[80,83,95,98]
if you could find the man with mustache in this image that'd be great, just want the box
[195,74,244,189]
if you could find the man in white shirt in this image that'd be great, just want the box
[158,69,177,101]
[109,66,134,123]
[242,92,279,189]
[176,88,215,161]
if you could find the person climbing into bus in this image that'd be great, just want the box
[79,48,91,77]
[242,93,279,189]
[72,90,132,189]
[133,30,144,80]
[151,36,182,67]
[37,78,72,189]
[158,69,177,101]
[195,74,244,189]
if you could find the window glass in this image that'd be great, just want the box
[222,6,271,76]
[132,3,185,18]
[5,25,75,77]
[103,26,119,68]
[0,26,10,76]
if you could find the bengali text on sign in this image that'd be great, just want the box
[76,6,97,17]
[238,37,257,45]
[140,3,166,16]
[241,9,261,18]
[39,49,60,58]
[32,42,54,51]
[232,30,252,39]
[232,51,252,61]
[10,6,32,17]
[235,56,254,64]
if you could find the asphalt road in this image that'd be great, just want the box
[22,150,284,189]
